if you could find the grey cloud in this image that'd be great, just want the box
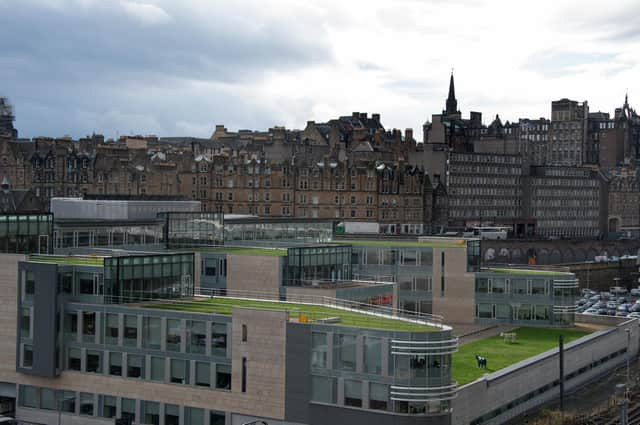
[524,51,618,78]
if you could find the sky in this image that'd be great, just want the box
[1,0,639,141]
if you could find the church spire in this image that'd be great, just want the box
[445,71,458,115]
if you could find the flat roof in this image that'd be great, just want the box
[484,268,573,276]
[335,239,466,248]
[28,255,106,267]
[143,297,439,332]
[199,247,288,256]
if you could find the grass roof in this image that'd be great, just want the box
[143,297,438,332]
[28,255,105,267]
[452,327,589,385]
[200,247,288,256]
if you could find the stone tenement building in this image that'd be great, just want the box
[1,76,640,238]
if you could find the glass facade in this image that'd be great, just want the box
[284,245,352,285]
[104,253,194,303]
[53,222,163,250]
[224,219,333,245]
[0,214,52,254]
[161,212,223,248]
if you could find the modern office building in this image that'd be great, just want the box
[6,251,457,425]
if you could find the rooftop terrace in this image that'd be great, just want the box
[28,254,106,266]
[143,296,439,332]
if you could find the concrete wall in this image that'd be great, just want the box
[452,318,640,424]
[0,255,25,385]
[226,255,282,295]
[431,247,475,324]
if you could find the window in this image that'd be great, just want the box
[127,354,143,378]
[185,407,205,425]
[121,398,136,423]
[311,376,336,404]
[20,385,38,408]
[242,324,247,342]
[101,395,117,419]
[241,357,247,392]
[142,400,160,425]
[476,278,489,293]
[39,388,56,410]
[24,271,35,299]
[86,350,102,373]
[517,304,532,321]
[68,348,81,371]
[535,305,550,321]
[80,392,94,416]
[123,315,138,347]
[82,311,96,342]
[370,383,389,410]
[20,308,31,338]
[311,332,327,368]
[364,336,382,374]
[335,334,356,371]
[344,380,362,407]
[105,313,119,345]
[109,352,122,376]
[477,304,493,319]
[150,356,165,382]
[22,344,33,368]
[531,280,547,295]
[210,412,226,425]
[195,361,211,387]
[143,317,161,350]
[211,323,227,356]
[165,404,180,425]
[512,279,528,295]
[170,359,186,384]
[496,304,511,319]
[216,364,231,390]
[189,320,206,354]
[167,319,181,352]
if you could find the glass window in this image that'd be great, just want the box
[24,271,35,299]
[101,395,117,418]
[121,398,136,423]
[370,383,389,410]
[496,304,511,319]
[80,392,94,416]
[311,332,327,368]
[40,388,56,410]
[109,352,122,376]
[216,364,231,390]
[86,350,102,373]
[65,312,78,340]
[20,385,38,408]
[104,313,119,345]
[143,317,161,350]
[20,308,30,338]
[492,279,506,294]
[420,250,433,267]
[210,412,225,425]
[517,304,532,321]
[150,357,165,382]
[477,304,493,319]
[211,323,227,357]
[195,362,210,387]
[167,319,181,352]
[123,315,138,347]
[82,311,96,342]
[165,404,180,425]
[186,407,205,425]
[334,334,356,371]
[344,380,362,407]
[170,359,186,384]
[78,274,95,295]
[475,278,489,293]
[68,348,81,371]
[127,354,143,378]
[402,250,417,266]
[311,376,336,404]
[512,279,528,295]
[364,336,382,374]
[189,320,206,354]
[531,280,547,295]
[142,400,160,425]
[535,305,550,321]
[22,344,33,368]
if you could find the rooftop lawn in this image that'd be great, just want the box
[452,327,589,385]
[335,239,466,249]
[143,297,438,332]
[200,247,288,256]
[28,255,105,266]
[486,268,573,276]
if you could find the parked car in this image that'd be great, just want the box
[584,308,599,314]
[628,312,640,319]
[590,295,601,301]
[631,288,640,297]
[597,308,608,315]
[629,304,640,313]
[607,301,618,309]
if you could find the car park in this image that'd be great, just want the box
[628,312,640,319]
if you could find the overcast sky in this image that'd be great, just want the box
[1,0,639,141]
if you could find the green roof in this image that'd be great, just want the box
[199,247,288,257]
[452,327,589,385]
[335,239,466,248]
[485,268,573,276]
[143,297,438,332]
[28,255,105,267]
